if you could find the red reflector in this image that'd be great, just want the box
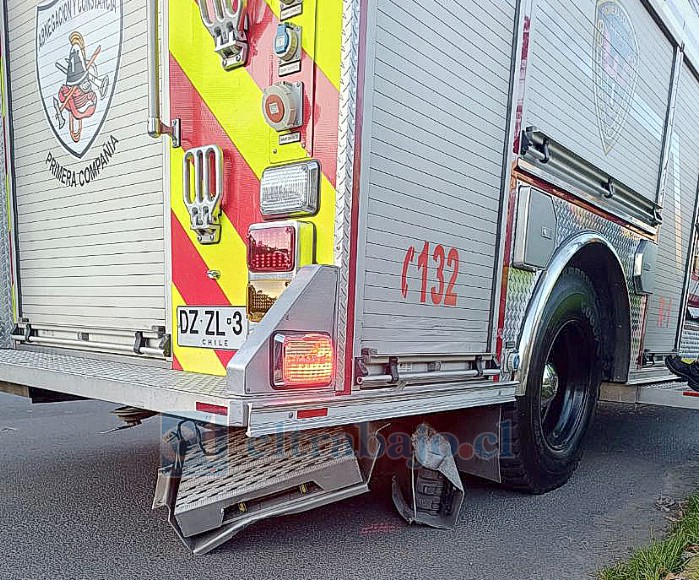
[275,333,334,388]
[684,391,699,398]
[196,402,228,416]
[297,408,329,419]
[248,225,295,273]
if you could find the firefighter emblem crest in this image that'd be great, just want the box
[592,0,639,155]
[36,0,122,159]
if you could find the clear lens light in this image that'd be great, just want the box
[260,160,320,217]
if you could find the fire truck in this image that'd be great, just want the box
[0,0,698,554]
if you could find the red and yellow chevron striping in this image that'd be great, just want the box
[169,0,343,375]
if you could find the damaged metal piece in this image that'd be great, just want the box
[392,423,465,530]
[153,423,384,555]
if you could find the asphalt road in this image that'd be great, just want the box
[0,392,697,580]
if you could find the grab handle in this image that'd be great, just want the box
[147,0,180,147]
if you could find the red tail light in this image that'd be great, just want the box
[273,333,334,388]
[248,225,295,273]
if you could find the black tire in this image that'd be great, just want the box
[500,267,602,494]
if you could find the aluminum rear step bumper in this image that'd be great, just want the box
[153,424,376,555]
[601,380,699,410]
[0,348,230,424]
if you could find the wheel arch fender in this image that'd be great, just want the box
[515,232,632,395]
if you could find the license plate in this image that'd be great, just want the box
[177,307,248,350]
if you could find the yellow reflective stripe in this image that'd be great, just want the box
[313,0,343,91]
[171,285,226,374]
[171,147,248,305]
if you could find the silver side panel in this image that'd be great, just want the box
[643,60,699,355]
[525,0,674,200]
[680,324,699,357]
[5,0,166,338]
[355,0,517,356]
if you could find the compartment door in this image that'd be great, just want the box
[643,62,699,356]
[5,0,167,354]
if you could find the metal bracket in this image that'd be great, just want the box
[133,331,146,355]
[604,177,616,199]
[147,118,181,149]
[521,127,550,163]
[183,145,224,245]
[388,356,399,383]
[197,0,249,70]
[392,423,465,530]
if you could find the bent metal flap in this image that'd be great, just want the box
[36,0,122,159]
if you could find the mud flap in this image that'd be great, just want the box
[392,423,465,530]
[153,422,383,555]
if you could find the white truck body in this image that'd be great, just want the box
[0,0,697,553]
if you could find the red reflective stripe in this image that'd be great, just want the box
[684,391,699,397]
[171,213,231,306]
[172,354,183,371]
[169,56,261,238]
[196,402,228,416]
[297,408,329,419]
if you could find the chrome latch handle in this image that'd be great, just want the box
[197,0,249,70]
[183,146,224,245]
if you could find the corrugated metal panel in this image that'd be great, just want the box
[5,0,166,334]
[357,0,516,355]
[526,0,674,199]
[645,62,699,353]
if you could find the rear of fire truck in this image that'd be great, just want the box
[0,0,519,553]
[1,0,698,555]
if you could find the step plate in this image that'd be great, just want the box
[636,381,699,410]
[601,380,699,410]
[0,348,229,420]
[157,425,368,554]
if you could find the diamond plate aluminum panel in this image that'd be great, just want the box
[502,191,647,381]
[333,0,361,390]
[175,426,357,514]
[551,197,645,367]
[0,348,227,396]
[501,267,540,356]
[0,104,13,348]
[679,325,699,357]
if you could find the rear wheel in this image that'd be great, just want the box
[501,267,602,493]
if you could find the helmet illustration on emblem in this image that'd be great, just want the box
[53,32,109,143]
[592,0,639,155]
[36,0,123,159]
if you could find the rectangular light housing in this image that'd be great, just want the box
[247,220,314,278]
[247,279,289,323]
[260,160,320,218]
[248,224,296,273]
[273,332,334,389]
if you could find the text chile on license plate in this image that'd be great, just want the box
[177,307,247,350]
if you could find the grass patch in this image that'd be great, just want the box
[599,494,699,580]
